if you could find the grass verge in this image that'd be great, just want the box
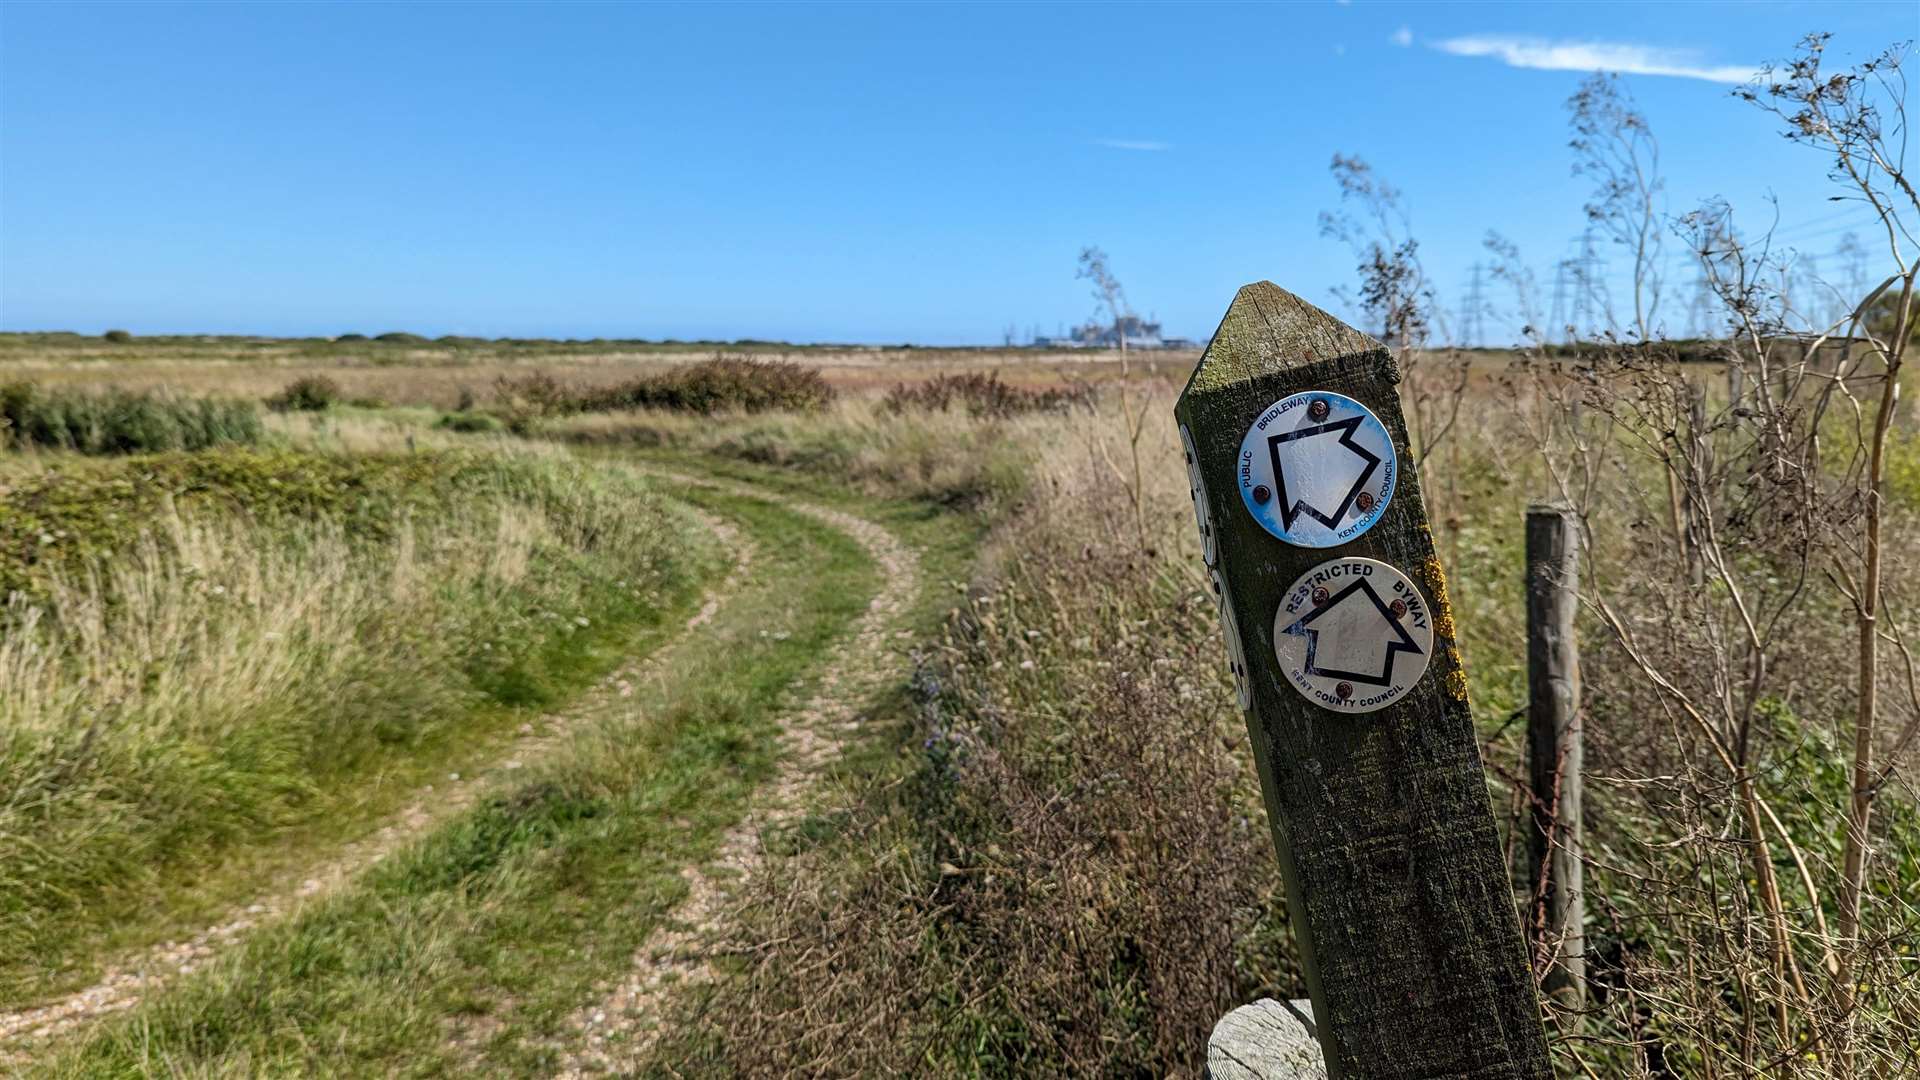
[0,448,719,1005]
[23,480,886,1076]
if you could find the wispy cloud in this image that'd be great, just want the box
[1433,35,1756,84]
[1095,138,1171,152]
[1390,25,1413,48]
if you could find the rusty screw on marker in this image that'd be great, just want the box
[1390,598,1408,618]
[1312,586,1331,607]
[1308,398,1331,421]
[1335,681,1354,701]
[1356,491,1376,513]
[1253,484,1271,504]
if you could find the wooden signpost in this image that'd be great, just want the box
[1177,283,1550,1078]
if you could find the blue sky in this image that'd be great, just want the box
[0,1,1911,345]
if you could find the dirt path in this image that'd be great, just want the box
[0,504,757,1061]
[557,485,921,1076]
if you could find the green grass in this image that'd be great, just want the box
[25,481,889,1076]
[0,449,721,1007]
[0,383,261,455]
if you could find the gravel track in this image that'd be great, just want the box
[557,479,921,1077]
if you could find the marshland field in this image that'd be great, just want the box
[0,316,1914,1077]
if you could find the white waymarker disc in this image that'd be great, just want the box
[1237,391,1397,547]
[1272,557,1433,714]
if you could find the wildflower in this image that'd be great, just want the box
[574,616,590,627]
[1019,659,1035,670]
[37,533,53,545]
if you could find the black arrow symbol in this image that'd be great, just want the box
[1267,416,1382,531]
[1280,577,1422,688]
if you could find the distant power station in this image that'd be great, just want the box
[1035,315,1196,350]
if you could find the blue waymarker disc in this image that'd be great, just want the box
[1236,391,1397,548]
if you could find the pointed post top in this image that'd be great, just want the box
[1180,282,1387,401]
[1173,281,1552,1078]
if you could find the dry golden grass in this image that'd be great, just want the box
[0,334,1195,409]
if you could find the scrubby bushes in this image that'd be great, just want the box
[436,411,504,433]
[265,374,341,412]
[0,383,262,455]
[881,371,1093,418]
[102,329,133,344]
[495,355,835,420]
[602,355,834,414]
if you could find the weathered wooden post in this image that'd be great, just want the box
[1525,503,1585,1009]
[1177,283,1549,1078]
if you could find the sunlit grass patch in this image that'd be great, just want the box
[0,446,715,1001]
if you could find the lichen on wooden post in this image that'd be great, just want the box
[1176,282,1550,1078]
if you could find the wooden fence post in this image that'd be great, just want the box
[1525,503,1585,1009]
[1177,282,1549,1078]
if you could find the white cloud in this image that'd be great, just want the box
[1433,35,1755,83]
[1391,25,1413,47]
[1095,138,1171,152]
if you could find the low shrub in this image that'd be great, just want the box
[497,356,835,420]
[265,374,341,412]
[374,331,429,344]
[493,370,574,418]
[333,333,369,343]
[436,411,504,434]
[102,329,133,344]
[881,371,1093,418]
[0,383,262,457]
[614,355,835,414]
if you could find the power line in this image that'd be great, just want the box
[1548,258,1570,345]
[1458,262,1488,347]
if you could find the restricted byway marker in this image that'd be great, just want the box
[1237,390,1396,547]
[1273,556,1433,714]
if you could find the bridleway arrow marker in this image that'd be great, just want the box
[1174,282,1549,1079]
